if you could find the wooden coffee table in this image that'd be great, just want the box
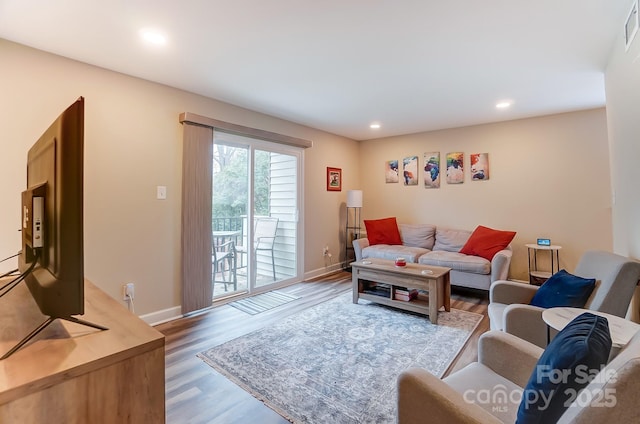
[351,258,451,324]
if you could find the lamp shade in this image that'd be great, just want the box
[347,190,363,208]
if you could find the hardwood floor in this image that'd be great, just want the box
[155,271,489,423]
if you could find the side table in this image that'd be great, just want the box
[543,307,640,348]
[526,243,561,285]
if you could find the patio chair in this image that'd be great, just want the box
[212,239,237,291]
[236,217,279,280]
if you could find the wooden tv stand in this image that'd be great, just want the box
[0,278,165,423]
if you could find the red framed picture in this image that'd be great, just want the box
[326,167,342,191]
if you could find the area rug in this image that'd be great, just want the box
[229,290,300,315]
[198,291,483,423]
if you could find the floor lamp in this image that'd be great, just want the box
[345,190,363,269]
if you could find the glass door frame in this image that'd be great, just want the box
[213,131,303,299]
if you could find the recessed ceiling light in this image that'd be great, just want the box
[370,123,381,129]
[496,101,512,109]
[140,28,167,46]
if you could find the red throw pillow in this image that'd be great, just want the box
[459,225,516,261]
[364,217,402,246]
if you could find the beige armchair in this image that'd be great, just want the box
[398,328,640,424]
[488,250,640,347]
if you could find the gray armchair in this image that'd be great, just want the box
[488,250,640,347]
[398,329,640,424]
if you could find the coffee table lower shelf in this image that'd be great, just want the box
[358,292,431,316]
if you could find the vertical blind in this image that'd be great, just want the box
[180,123,214,314]
[179,113,312,315]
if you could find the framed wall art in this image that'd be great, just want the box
[470,153,490,181]
[326,167,342,191]
[423,152,440,188]
[446,152,464,184]
[402,156,418,186]
[385,160,399,183]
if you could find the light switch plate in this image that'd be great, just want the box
[157,186,167,200]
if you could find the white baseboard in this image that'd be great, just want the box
[141,306,183,326]
[304,263,346,280]
[140,265,347,327]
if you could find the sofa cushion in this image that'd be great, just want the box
[516,313,611,424]
[459,225,516,261]
[418,251,490,274]
[432,227,472,252]
[398,223,436,250]
[361,245,429,263]
[529,269,596,309]
[363,217,402,246]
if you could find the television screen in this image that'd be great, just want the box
[19,97,85,318]
[2,97,106,359]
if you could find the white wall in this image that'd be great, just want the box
[605,10,640,260]
[358,109,613,280]
[0,35,625,320]
[604,5,640,320]
[0,39,359,318]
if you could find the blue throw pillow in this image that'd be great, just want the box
[529,269,596,308]
[516,313,612,424]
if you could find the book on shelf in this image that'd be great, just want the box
[363,283,391,297]
[393,288,418,301]
[394,288,418,295]
[364,288,391,297]
[393,294,417,301]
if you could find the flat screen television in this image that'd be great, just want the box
[20,97,85,316]
[2,97,105,359]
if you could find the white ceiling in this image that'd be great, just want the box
[0,1,632,140]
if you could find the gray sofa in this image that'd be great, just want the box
[352,223,512,291]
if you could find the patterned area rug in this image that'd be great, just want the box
[199,291,483,423]
[229,290,300,315]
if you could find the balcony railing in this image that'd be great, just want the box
[212,217,244,232]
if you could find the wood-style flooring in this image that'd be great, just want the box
[155,271,489,424]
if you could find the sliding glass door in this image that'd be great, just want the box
[212,132,301,299]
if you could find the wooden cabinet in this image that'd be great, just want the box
[0,279,165,423]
